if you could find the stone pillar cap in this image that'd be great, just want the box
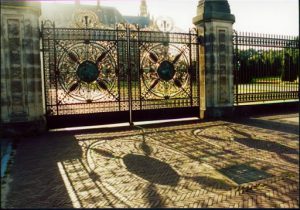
[193,0,235,24]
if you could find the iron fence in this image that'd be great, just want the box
[233,31,299,105]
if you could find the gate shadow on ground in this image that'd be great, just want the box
[5,132,82,208]
[230,127,299,165]
[145,183,165,208]
[6,118,298,208]
[87,132,171,207]
[230,127,298,154]
[123,154,180,186]
[234,137,298,154]
[182,175,233,190]
[228,117,299,135]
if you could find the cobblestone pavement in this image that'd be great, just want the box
[3,113,299,208]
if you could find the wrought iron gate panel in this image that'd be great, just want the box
[42,21,199,125]
[42,21,129,116]
[130,29,199,111]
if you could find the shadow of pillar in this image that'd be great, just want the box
[5,133,83,208]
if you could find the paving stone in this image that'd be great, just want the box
[1,114,299,208]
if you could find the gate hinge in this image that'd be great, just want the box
[197,36,204,45]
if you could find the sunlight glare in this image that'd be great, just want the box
[57,162,81,208]
[40,0,298,34]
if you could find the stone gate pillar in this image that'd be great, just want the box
[1,1,45,135]
[193,0,235,117]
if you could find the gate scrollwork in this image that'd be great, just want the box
[56,41,118,104]
[140,43,191,100]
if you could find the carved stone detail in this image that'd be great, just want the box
[1,4,44,128]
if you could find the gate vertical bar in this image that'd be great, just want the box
[189,29,193,107]
[116,25,121,111]
[41,21,47,116]
[52,22,59,115]
[127,26,133,125]
[137,26,142,110]
[234,31,239,105]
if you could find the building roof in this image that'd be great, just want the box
[123,16,150,28]
[41,3,149,28]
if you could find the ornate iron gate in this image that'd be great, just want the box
[42,21,200,128]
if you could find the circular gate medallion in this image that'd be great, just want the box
[140,44,190,99]
[157,60,175,81]
[76,60,99,83]
[56,41,118,105]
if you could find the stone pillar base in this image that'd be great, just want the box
[0,117,47,137]
[205,107,234,118]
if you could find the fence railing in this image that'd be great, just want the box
[233,31,299,105]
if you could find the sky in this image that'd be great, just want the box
[41,0,299,35]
